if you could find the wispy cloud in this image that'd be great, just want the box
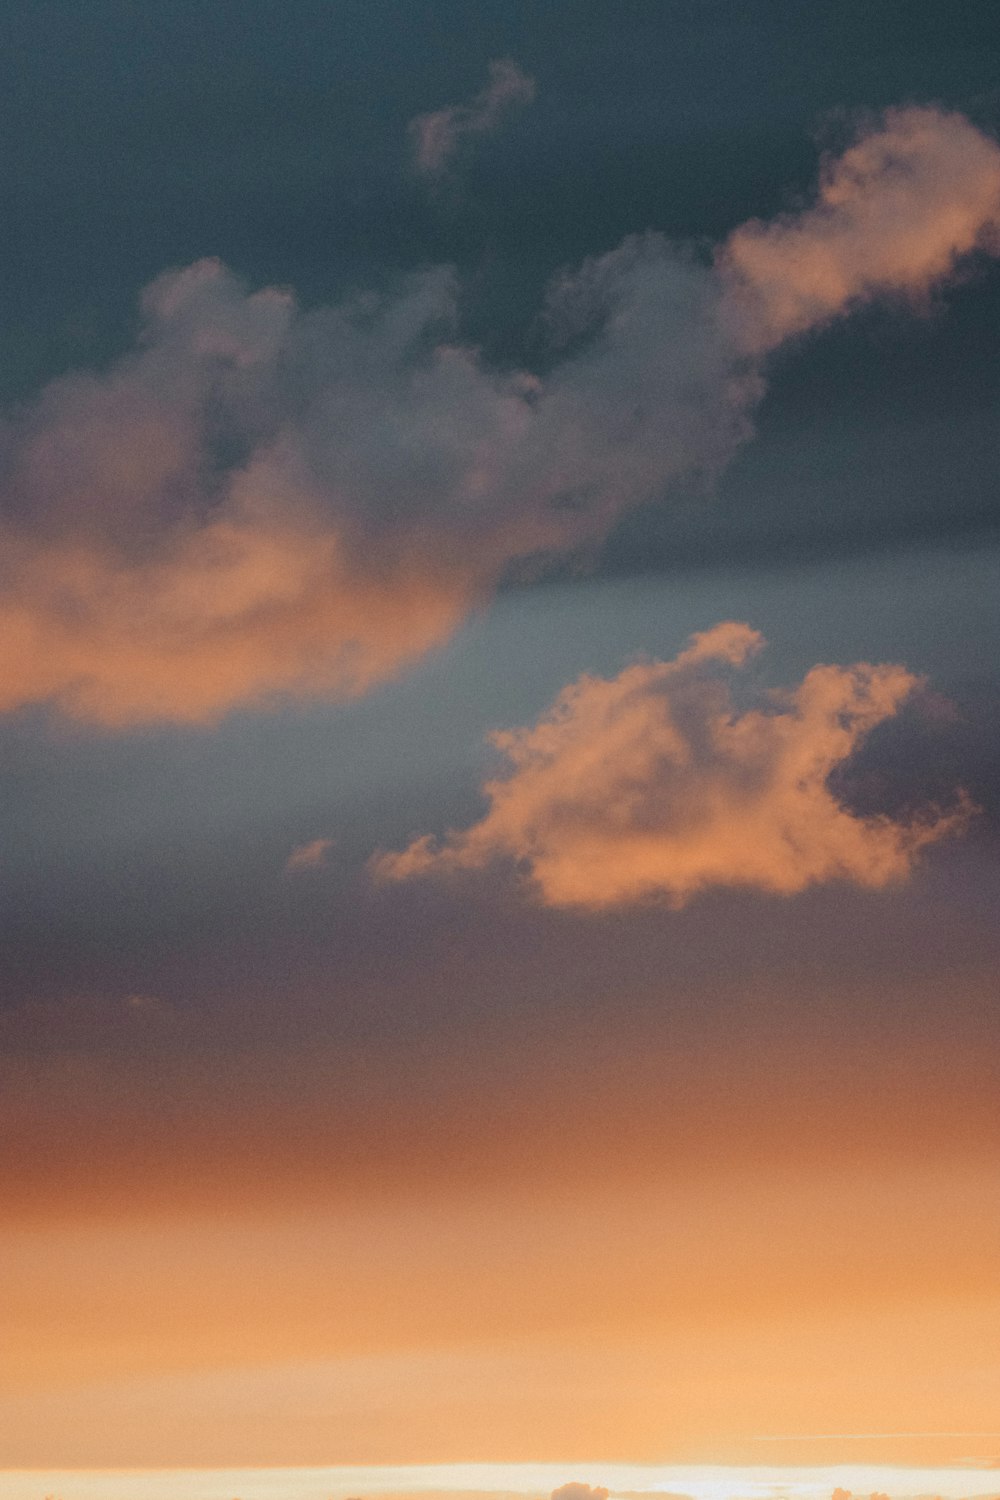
[374,623,972,908]
[284,837,334,875]
[409,59,537,176]
[0,108,996,726]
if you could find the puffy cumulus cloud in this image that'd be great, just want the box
[409,58,537,176]
[551,1486,610,1500]
[0,108,998,726]
[374,623,973,908]
[720,105,1000,352]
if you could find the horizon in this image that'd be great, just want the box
[3,1463,1000,1500]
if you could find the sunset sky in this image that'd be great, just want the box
[2,2,999,1497]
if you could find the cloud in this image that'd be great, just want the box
[719,105,1000,352]
[0,108,997,726]
[285,837,334,874]
[123,992,173,1017]
[374,623,972,908]
[0,262,487,724]
[552,1486,609,1500]
[409,59,537,176]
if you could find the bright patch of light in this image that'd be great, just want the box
[2,1464,999,1500]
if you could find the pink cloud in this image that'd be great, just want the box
[409,59,537,176]
[719,105,1000,351]
[374,624,973,908]
[284,837,334,875]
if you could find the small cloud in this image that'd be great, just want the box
[552,1487,609,1500]
[285,836,334,875]
[409,58,536,176]
[124,992,174,1020]
[719,104,1000,353]
[374,623,973,909]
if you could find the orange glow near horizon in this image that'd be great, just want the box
[3,1139,998,1466]
[3,947,997,1468]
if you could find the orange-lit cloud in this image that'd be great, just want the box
[0,501,474,725]
[409,59,537,176]
[719,106,1000,352]
[285,837,335,875]
[0,109,997,726]
[375,624,971,907]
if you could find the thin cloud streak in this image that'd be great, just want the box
[753,1434,1000,1442]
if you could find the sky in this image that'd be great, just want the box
[1,1,999,1495]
